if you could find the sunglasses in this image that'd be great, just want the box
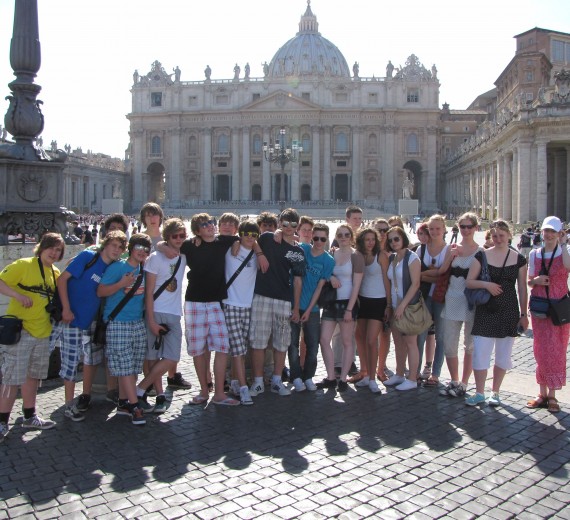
[170,232,187,240]
[312,236,327,243]
[199,219,217,228]
[133,244,151,253]
[240,231,259,238]
[388,236,401,244]
[336,232,351,238]
[376,228,389,233]
[281,221,298,228]
[459,224,475,230]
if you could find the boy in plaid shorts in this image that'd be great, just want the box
[51,230,126,421]
[223,220,260,405]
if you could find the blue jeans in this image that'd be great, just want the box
[288,311,321,381]
[417,297,445,378]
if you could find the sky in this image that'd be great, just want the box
[1,0,569,159]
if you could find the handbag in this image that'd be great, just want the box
[432,268,451,304]
[0,315,23,345]
[391,253,433,336]
[464,250,509,311]
[529,295,550,319]
[317,281,337,308]
[550,294,570,326]
[93,315,108,347]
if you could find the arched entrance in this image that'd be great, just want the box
[214,175,230,201]
[252,184,261,201]
[402,160,422,201]
[147,162,165,203]
[334,174,349,201]
[301,184,311,201]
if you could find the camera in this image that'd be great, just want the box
[45,302,62,322]
[153,324,170,349]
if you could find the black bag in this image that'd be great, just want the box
[0,315,23,345]
[529,295,550,319]
[93,316,108,347]
[318,281,337,308]
[550,294,570,326]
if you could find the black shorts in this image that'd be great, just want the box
[322,300,359,321]
[357,296,387,321]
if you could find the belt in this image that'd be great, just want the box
[450,266,469,279]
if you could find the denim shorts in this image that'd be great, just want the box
[321,300,359,322]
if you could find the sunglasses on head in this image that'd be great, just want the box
[388,236,401,244]
[199,219,216,228]
[459,224,475,230]
[281,221,298,228]
[239,231,259,238]
[312,236,327,242]
[170,232,187,240]
[336,232,351,238]
[133,244,151,253]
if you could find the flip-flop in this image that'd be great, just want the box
[189,395,208,405]
[212,397,240,406]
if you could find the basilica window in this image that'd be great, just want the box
[217,133,229,153]
[302,92,311,101]
[368,133,377,153]
[335,132,348,152]
[368,93,378,104]
[215,94,229,105]
[189,96,198,106]
[189,135,197,156]
[335,92,348,103]
[252,93,261,101]
[151,136,162,156]
[151,92,162,107]
[406,133,419,154]
[407,89,419,103]
[551,39,570,63]
[252,134,262,154]
[302,133,311,153]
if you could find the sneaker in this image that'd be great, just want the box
[488,392,501,407]
[420,362,433,380]
[116,404,131,416]
[396,379,418,391]
[271,381,291,396]
[153,395,168,414]
[316,378,337,389]
[282,366,291,383]
[230,380,241,398]
[105,389,119,405]
[137,396,155,412]
[292,378,306,392]
[337,380,349,392]
[76,394,91,412]
[465,393,486,406]
[239,386,254,406]
[22,415,55,430]
[0,422,8,442]
[369,380,382,394]
[355,376,371,387]
[131,406,146,426]
[439,381,458,397]
[348,362,359,376]
[64,405,85,422]
[167,372,192,389]
[249,381,265,396]
[304,378,317,391]
[146,384,157,397]
[384,374,406,386]
[448,382,467,398]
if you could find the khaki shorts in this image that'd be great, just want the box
[0,329,50,386]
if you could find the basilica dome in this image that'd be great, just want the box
[267,2,351,79]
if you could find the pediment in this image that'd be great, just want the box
[242,90,321,111]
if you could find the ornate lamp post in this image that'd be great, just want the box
[263,127,302,201]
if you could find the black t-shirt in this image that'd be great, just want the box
[181,235,238,302]
[255,233,305,302]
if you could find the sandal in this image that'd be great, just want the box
[547,397,560,413]
[376,372,388,383]
[423,377,440,388]
[348,373,365,384]
[526,395,548,409]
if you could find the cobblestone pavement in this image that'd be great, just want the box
[1,331,569,520]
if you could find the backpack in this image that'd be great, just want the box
[520,233,532,248]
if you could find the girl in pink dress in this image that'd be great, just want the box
[527,216,570,413]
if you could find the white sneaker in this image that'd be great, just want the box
[304,378,317,391]
[230,380,241,397]
[396,379,418,391]
[369,380,382,393]
[292,378,306,392]
[271,381,291,396]
[384,374,406,386]
[239,386,254,406]
[249,381,265,396]
[22,415,55,430]
[355,376,370,387]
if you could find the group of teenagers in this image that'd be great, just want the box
[1,203,568,440]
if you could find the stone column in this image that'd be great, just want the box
[536,140,548,221]
[503,153,513,221]
[426,126,438,210]
[231,129,240,200]
[351,127,361,200]
[201,128,212,201]
[168,127,181,205]
[323,126,331,200]
[311,126,320,201]
[496,156,503,218]
[131,129,145,208]
[554,150,566,218]
[290,126,300,201]
[382,125,396,212]
[512,147,519,223]
[241,127,250,201]
[517,141,532,223]
[262,127,271,200]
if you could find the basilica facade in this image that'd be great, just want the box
[127,2,441,214]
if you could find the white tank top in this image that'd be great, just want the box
[333,258,353,300]
[359,256,386,298]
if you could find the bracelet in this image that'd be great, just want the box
[256,252,265,257]
[520,313,527,317]
[346,308,352,312]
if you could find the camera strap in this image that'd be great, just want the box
[107,263,144,322]
[36,257,57,305]
[153,256,182,301]
[226,249,255,290]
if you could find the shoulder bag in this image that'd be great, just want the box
[391,252,432,336]
[0,315,23,345]
[529,247,555,319]
[534,246,570,325]
[464,250,491,310]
